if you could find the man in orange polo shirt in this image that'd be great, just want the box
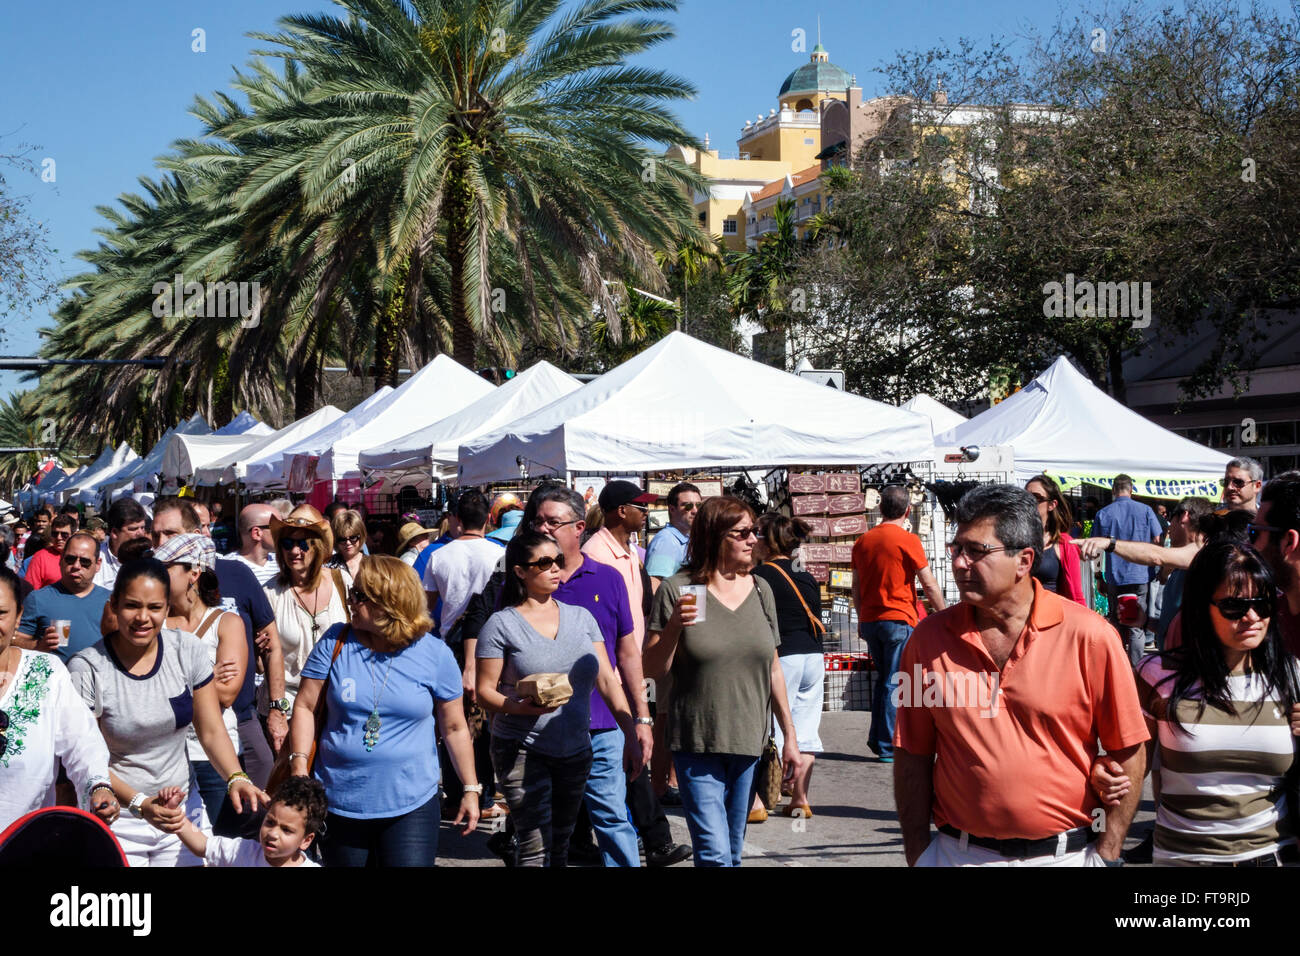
[851,485,946,762]
[894,484,1148,866]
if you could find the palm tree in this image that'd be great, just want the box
[592,281,677,364]
[728,197,801,325]
[243,0,705,368]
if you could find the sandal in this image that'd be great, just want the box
[747,807,768,824]
[781,804,813,819]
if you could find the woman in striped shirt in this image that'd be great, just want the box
[1133,540,1299,866]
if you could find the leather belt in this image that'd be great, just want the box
[938,823,1096,858]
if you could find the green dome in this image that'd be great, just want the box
[779,54,853,97]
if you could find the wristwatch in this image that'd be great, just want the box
[269,697,291,715]
[128,792,147,818]
[1101,855,1125,867]
[1105,537,1117,553]
[635,717,655,726]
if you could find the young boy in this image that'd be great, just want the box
[154,777,327,867]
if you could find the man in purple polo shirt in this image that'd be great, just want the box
[522,483,692,867]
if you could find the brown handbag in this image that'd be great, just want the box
[754,578,784,809]
[266,625,348,796]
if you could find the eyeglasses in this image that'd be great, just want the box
[347,589,371,606]
[675,501,700,512]
[946,541,1014,562]
[520,554,567,571]
[1029,493,1050,505]
[341,535,363,546]
[62,554,95,569]
[1210,596,1274,621]
[1247,522,1287,544]
[624,503,649,514]
[532,516,581,531]
[1222,476,1258,489]
[727,527,758,540]
[281,537,312,552]
[50,530,72,540]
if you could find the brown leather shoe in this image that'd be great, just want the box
[747,807,768,824]
[782,804,813,819]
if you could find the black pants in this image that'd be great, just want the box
[625,766,672,847]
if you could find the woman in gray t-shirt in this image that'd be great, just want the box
[477,531,638,867]
[68,559,268,867]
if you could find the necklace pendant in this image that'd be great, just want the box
[363,710,382,750]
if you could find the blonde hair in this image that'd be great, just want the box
[354,555,433,650]
[276,504,332,589]
[331,509,366,550]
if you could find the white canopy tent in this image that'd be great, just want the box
[161,433,271,484]
[213,410,273,437]
[459,332,935,485]
[242,388,395,489]
[284,355,495,484]
[193,405,345,486]
[92,414,211,503]
[359,361,580,484]
[69,443,141,506]
[33,464,82,506]
[934,356,1233,499]
[901,393,968,438]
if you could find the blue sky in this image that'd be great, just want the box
[0,0,1285,401]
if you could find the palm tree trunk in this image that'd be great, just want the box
[213,351,234,427]
[375,259,408,391]
[446,144,476,368]
[295,351,320,419]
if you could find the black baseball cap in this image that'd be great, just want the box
[598,480,659,512]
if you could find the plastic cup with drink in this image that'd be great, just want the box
[679,585,707,625]
[54,619,72,649]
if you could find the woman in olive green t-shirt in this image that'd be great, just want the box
[645,496,799,867]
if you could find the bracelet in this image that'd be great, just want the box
[226,771,252,793]
[87,782,115,803]
[463,784,484,794]
[635,717,655,726]
[289,751,311,763]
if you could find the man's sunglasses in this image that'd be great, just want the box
[61,554,95,569]
[520,554,567,571]
[1211,596,1274,621]
[675,501,700,511]
[1221,477,1258,489]
[1247,522,1287,544]
[532,517,581,531]
[280,537,313,552]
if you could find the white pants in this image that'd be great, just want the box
[112,784,209,867]
[916,830,1109,867]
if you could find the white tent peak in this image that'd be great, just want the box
[901,393,968,437]
[936,355,1232,497]
[459,331,934,484]
[214,410,273,437]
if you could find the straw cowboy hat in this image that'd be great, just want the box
[269,505,333,552]
[395,521,437,555]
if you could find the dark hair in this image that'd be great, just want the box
[1158,540,1297,733]
[106,498,148,533]
[1199,508,1253,544]
[112,557,171,605]
[682,496,756,584]
[1171,496,1214,525]
[457,489,491,531]
[953,484,1043,561]
[269,775,329,837]
[0,565,23,611]
[1112,474,1134,494]
[756,512,810,557]
[667,482,701,507]
[1026,474,1074,543]
[501,530,558,607]
[23,534,48,561]
[196,569,222,608]
[523,481,586,529]
[117,537,154,563]
[879,485,910,520]
[51,513,76,533]
[1261,470,1300,534]
[152,496,200,532]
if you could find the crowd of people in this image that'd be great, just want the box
[2,453,1298,869]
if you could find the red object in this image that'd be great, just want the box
[1056,533,1086,605]
[792,494,829,516]
[1117,594,1142,626]
[825,473,861,494]
[0,806,128,867]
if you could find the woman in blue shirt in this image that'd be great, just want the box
[289,555,480,866]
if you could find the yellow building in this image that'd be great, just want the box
[668,45,859,252]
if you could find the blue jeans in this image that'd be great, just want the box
[322,793,442,867]
[861,620,914,759]
[584,728,640,867]
[672,752,758,867]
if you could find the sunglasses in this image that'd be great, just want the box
[676,501,700,511]
[727,527,758,540]
[341,535,363,546]
[62,554,95,569]
[1247,523,1287,544]
[280,537,313,552]
[947,541,1013,561]
[1211,596,1274,621]
[532,517,581,531]
[520,553,567,571]
[347,589,371,606]
[1221,477,1257,489]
